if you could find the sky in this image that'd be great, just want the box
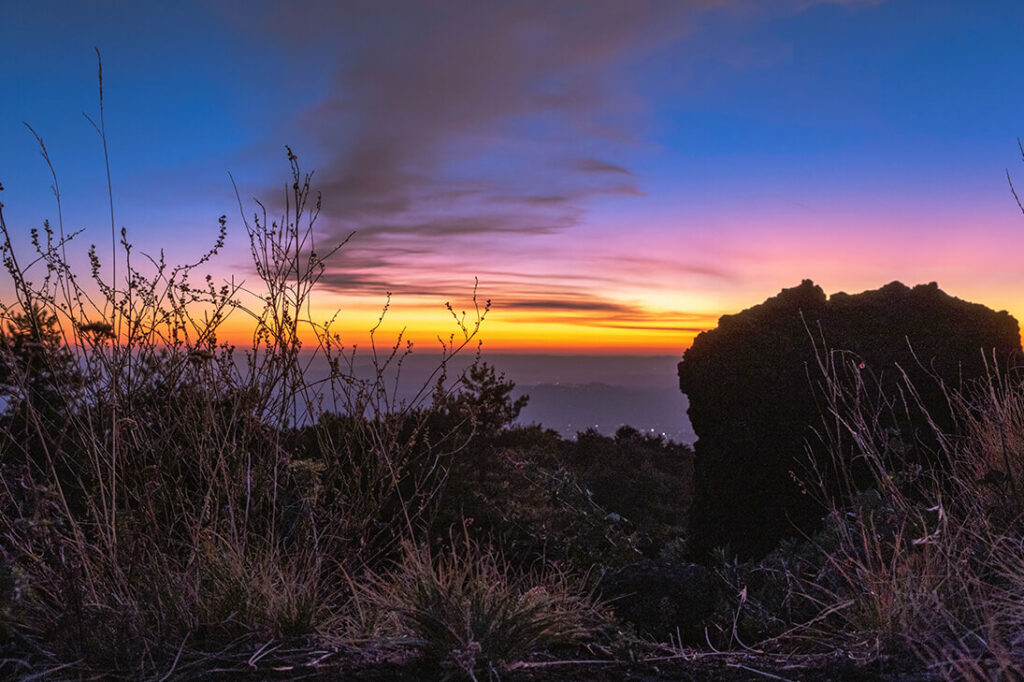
[3,0,1024,354]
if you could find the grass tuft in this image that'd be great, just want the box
[355,536,608,677]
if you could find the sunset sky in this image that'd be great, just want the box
[4,1,1024,353]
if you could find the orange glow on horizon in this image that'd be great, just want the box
[202,274,1024,356]
[206,304,704,355]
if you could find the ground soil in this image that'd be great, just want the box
[221,651,939,681]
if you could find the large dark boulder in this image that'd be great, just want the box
[678,280,1022,559]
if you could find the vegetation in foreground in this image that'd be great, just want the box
[1,76,1023,680]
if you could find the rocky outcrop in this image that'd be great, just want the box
[678,280,1022,559]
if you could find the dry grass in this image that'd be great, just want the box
[352,534,608,679]
[794,346,1024,678]
[0,56,491,678]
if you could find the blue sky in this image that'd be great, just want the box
[4,0,1024,351]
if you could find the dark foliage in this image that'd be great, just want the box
[599,560,723,642]
[0,303,85,514]
[423,365,648,568]
[439,359,529,440]
[560,427,693,558]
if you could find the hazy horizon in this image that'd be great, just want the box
[295,350,695,442]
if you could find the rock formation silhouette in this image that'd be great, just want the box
[679,280,1022,558]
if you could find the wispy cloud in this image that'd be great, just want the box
[486,289,720,333]
[500,299,636,314]
[314,261,714,334]
[234,0,886,310]
[574,158,634,175]
[605,255,736,282]
[242,0,705,292]
[530,309,720,333]
[296,1,690,221]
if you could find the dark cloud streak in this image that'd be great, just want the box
[575,158,634,175]
[254,0,702,278]
[231,0,880,309]
[499,299,636,314]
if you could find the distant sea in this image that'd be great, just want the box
[285,351,695,444]
[494,354,695,443]
[344,353,694,443]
